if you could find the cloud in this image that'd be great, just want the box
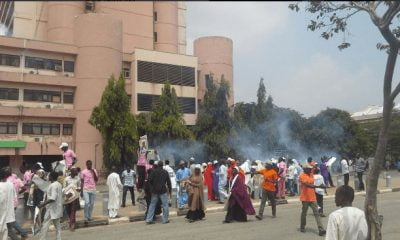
[268,53,381,116]
[186,2,290,55]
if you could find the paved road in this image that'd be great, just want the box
[44,192,400,240]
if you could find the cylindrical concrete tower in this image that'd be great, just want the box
[194,36,234,107]
[47,1,85,44]
[154,1,179,53]
[74,13,123,170]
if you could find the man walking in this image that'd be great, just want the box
[59,142,77,170]
[299,165,326,236]
[80,160,98,222]
[0,167,18,240]
[107,166,122,218]
[277,157,287,199]
[121,165,136,207]
[163,160,176,190]
[340,159,349,186]
[326,185,367,240]
[146,161,172,224]
[218,159,228,203]
[39,171,63,240]
[252,161,278,220]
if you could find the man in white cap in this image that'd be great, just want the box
[59,142,76,170]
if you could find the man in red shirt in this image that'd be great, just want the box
[299,165,326,236]
[251,161,278,220]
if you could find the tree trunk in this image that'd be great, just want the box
[365,47,398,240]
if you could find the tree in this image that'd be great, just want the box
[289,2,400,238]
[146,82,193,145]
[195,74,234,159]
[89,74,138,170]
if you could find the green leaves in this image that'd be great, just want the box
[89,74,138,170]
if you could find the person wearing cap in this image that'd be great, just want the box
[204,162,214,201]
[176,161,191,209]
[185,164,205,222]
[249,160,278,220]
[223,167,255,223]
[299,165,326,236]
[218,159,228,204]
[59,142,77,170]
[212,160,220,202]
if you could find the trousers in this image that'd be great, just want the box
[83,191,96,220]
[259,189,276,217]
[40,211,61,240]
[300,201,324,231]
[146,193,169,223]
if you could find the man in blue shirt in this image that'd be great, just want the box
[175,161,191,209]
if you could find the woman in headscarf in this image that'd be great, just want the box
[204,162,214,201]
[186,165,205,222]
[223,167,255,223]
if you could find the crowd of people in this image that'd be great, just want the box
[0,139,372,240]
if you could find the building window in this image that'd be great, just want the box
[24,89,61,103]
[63,92,74,104]
[64,61,75,72]
[0,122,17,134]
[154,32,157,42]
[137,61,195,87]
[137,94,196,114]
[127,95,132,106]
[25,56,62,71]
[62,124,73,135]
[0,54,20,67]
[154,12,157,21]
[0,88,19,100]
[22,123,60,135]
[123,68,130,79]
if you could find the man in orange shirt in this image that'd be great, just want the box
[249,161,278,220]
[299,165,326,236]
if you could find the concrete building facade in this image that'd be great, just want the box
[0,1,234,173]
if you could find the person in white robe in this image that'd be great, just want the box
[107,167,122,218]
[0,168,17,240]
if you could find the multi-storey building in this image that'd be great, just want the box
[0,1,234,172]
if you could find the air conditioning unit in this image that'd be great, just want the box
[54,65,62,72]
[34,137,43,143]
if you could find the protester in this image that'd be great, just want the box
[212,160,220,201]
[218,159,228,204]
[252,160,278,220]
[320,157,330,187]
[144,162,161,221]
[287,159,297,196]
[355,157,366,191]
[189,157,196,175]
[22,164,33,220]
[299,165,326,236]
[340,159,349,186]
[5,167,28,239]
[63,167,81,231]
[59,142,77,170]
[137,142,148,190]
[0,167,18,240]
[204,162,214,201]
[146,161,172,224]
[163,160,176,190]
[121,165,136,207]
[326,185,368,240]
[107,166,122,218]
[39,171,63,240]
[277,157,287,199]
[28,163,47,223]
[186,165,205,222]
[223,167,256,223]
[176,161,191,209]
[80,160,98,222]
[314,168,326,217]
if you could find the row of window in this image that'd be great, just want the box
[0,88,74,103]
[0,122,73,135]
[137,61,195,87]
[0,54,75,72]
[137,94,196,114]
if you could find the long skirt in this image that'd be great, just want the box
[186,209,205,221]
[225,203,247,222]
